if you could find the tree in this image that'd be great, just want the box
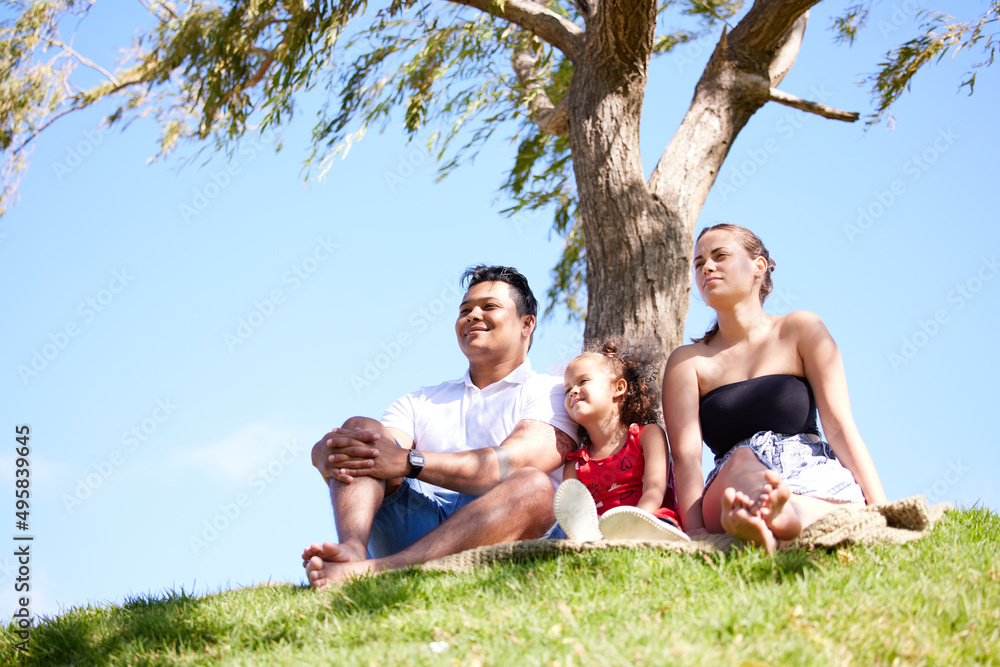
[1,0,995,358]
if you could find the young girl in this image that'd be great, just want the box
[554,338,688,542]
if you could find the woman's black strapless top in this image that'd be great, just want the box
[699,374,820,460]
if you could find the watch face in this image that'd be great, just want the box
[408,450,425,477]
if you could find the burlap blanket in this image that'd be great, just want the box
[422,495,951,574]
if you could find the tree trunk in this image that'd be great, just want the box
[567,0,687,355]
[570,2,814,362]
[569,93,691,358]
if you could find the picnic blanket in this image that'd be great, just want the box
[422,495,951,574]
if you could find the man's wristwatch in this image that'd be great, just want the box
[406,449,425,479]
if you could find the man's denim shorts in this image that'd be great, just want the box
[365,477,566,559]
[366,478,479,559]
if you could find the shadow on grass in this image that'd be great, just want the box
[332,567,451,615]
[689,544,842,589]
[469,542,828,586]
[1,571,454,665]
[321,544,833,599]
[0,589,214,665]
[10,527,953,665]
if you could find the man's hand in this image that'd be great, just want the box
[337,428,411,482]
[311,426,410,484]
[311,427,380,483]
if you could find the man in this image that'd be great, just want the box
[303,265,578,587]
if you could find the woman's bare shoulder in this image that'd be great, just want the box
[665,341,708,370]
[776,310,828,336]
[774,311,840,359]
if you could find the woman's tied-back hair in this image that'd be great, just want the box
[575,336,662,450]
[692,223,776,344]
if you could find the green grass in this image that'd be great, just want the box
[3,508,999,665]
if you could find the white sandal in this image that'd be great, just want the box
[553,479,603,542]
[599,506,690,542]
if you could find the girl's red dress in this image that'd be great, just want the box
[566,423,681,526]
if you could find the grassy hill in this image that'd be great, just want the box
[2,507,998,665]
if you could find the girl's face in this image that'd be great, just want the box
[563,355,626,426]
[693,229,765,307]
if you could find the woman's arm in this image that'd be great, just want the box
[794,311,888,505]
[662,346,709,531]
[637,424,669,514]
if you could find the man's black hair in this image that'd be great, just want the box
[460,265,538,348]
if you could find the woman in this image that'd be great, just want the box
[663,223,886,551]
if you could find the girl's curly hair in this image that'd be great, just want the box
[575,336,663,449]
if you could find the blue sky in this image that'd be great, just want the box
[1,1,997,620]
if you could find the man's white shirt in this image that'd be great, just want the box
[381,359,578,494]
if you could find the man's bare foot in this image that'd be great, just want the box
[758,470,802,541]
[720,487,777,553]
[301,541,373,589]
[301,541,365,565]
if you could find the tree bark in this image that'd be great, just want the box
[451,0,584,62]
[511,42,570,135]
[567,0,678,351]
[571,0,819,361]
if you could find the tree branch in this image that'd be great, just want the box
[11,76,151,157]
[448,0,584,63]
[590,0,657,76]
[138,0,179,22]
[647,1,821,223]
[243,51,277,91]
[46,38,121,86]
[768,88,859,121]
[729,0,821,56]
[767,10,806,86]
[215,24,293,118]
[510,46,568,135]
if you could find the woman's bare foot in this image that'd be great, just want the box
[301,541,373,589]
[757,470,802,541]
[720,487,777,553]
